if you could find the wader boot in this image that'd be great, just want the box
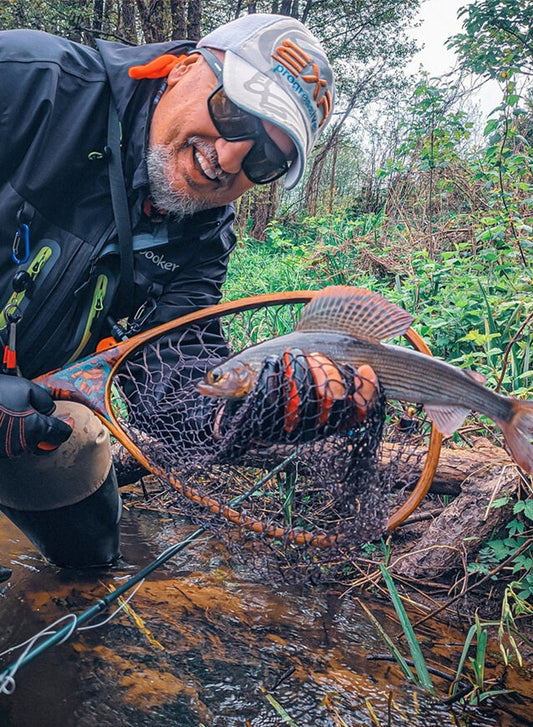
[0,402,121,568]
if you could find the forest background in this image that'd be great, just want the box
[2,0,533,636]
[2,0,528,394]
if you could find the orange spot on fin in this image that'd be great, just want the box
[296,286,414,341]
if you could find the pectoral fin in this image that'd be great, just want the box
[424,404,471,436]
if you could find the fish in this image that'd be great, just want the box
[197,286,533,473]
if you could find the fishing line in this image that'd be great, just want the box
[0,578,149,695]
[0,614,78,695]
[0,450,299,693]
[77,578,146,631]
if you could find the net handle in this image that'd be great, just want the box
[387,328,443,530]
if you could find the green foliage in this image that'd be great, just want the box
[228,215,533,395]
[380,565,435,693]
[393,79,474,174]
[468,495,533,601]
[224,215,380,300]
[452,614,513,705]
[451,584,530,704]
[448,0,533,81]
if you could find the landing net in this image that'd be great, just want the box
[110,299,435,576]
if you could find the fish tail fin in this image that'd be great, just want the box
[499,399,533,474]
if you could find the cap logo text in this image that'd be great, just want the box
[272,39,332,127]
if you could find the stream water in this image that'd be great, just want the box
[0,503,531,727]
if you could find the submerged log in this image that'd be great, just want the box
[390,439,521,579]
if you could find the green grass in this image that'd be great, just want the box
[225,213,533,398]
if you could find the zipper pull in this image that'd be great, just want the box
[2,317,19,374]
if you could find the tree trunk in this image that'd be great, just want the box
[187,0,202,40]
[301,0,313,23]
[390,439,520,579]
[120,0,138,43]
[149,0,169,42]
[171,0,187,39]
[93,0,104,35]
[249,182,280,241]
[303,74,372,215]
[136,0,154,42]
[328,136,338,214]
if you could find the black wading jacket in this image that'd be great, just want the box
[0,30,237,379]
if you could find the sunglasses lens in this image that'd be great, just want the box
[242,140,289,184]
[208,87,260,139]
[208,86,290,184]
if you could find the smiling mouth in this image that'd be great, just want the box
[191,140,224,183]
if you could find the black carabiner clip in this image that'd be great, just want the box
[12,223,30,264]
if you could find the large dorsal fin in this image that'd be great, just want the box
[296,286,414,341]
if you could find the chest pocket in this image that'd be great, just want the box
[0,205,116,378]
[134,245,182,282]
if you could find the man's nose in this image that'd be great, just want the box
[215,138,254,175]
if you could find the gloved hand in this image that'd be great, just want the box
[214,348,379,445]
[0,374,72,458]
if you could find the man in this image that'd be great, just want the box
[0,14,368,572]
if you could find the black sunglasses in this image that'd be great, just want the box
[192,48,290,185]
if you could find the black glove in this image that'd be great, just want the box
[0,374,72,458]
[214,348,380,446]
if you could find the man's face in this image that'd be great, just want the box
[147,52,296,216]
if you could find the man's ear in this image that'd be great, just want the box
[166,54,200,88]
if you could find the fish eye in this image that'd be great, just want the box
[210,371,221,383]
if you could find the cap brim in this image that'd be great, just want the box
[222,51,308,189]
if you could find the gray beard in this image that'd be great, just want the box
[146,145,212,218]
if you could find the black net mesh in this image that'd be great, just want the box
[110,300,434,578]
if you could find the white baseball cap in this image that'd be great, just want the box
[198,14,335,189]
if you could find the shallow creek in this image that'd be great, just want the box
[0,505,531,727]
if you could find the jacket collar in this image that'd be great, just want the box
[96,38,195,225]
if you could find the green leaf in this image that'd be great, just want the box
[483,119,499,136]
[380,566,435,693]
[523,500,533,521]
[491,496,510,509]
